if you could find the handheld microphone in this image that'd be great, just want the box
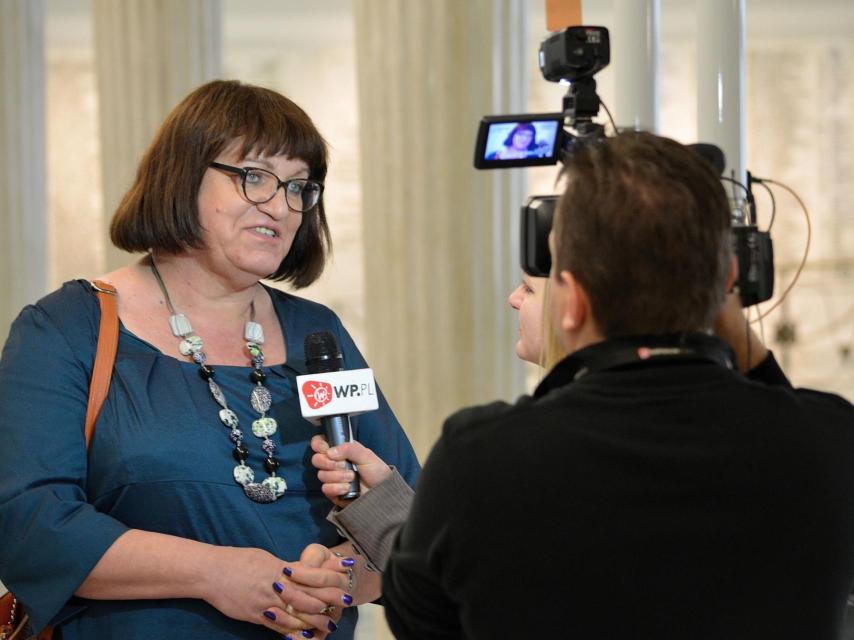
[303,331,363,500]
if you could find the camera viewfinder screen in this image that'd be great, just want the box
[473,114,563,169]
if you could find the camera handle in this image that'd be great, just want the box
[563,77,600,126]
[562,77,606,145]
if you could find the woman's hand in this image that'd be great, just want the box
[76,530,343,637]
[275,544,353,637]
[201,544,346,638]
[310,435,393,506]
[290,541,382,609]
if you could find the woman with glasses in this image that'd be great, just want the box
[0,80,419,640]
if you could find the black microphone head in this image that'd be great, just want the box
[688,143,726,176]
[304,331,344,374]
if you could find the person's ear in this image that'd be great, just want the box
[556,270,590,332]
[725,255,739,292]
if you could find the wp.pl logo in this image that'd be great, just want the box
[302,380,333,409]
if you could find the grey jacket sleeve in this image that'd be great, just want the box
[326,469,414,572]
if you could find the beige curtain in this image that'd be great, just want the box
[355,0,529,462]
[92,0,222,271]
[0,0,47,344]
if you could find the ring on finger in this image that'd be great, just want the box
[285,603,295,615]
[320,605,336,616]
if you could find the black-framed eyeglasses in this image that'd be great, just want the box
[210,162,324,213]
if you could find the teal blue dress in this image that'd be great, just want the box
[0,280,420,639]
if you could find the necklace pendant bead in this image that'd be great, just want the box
[169,313,193,337]
[219,409,239,428]
[261,439,277,455]
[252,417,277,438]
[250,385,272,413]
[244,482,277,503]
[233,463,254,485]
[208,379,227,407]
[247,342,263,358]
[264,457,280,473]
[199,364,215,380]
[262,475,287,497]
[244,321,265,344]
[179,334,203,356]
[250,369,266,384]
[232,444,250,462]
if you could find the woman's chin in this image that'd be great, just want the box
[225,251,287,281]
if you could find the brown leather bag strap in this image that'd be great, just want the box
[85,281,119,447]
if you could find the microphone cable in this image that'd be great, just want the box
[751,177,812,323]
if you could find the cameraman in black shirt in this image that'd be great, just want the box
[381,132,854,640]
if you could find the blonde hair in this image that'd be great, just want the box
[539,278,567,373]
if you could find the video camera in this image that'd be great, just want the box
[473,26,610,170]
[473,25,774,307]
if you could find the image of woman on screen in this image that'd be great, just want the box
[488,122,548,160]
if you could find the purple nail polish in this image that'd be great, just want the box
[301,630,315,639]
[340,557,355,567]
[342,594,353,606]
[264,610,277,621]
[327,620,338,632]
[282,636,293,640]
[283,567,293,577]
[272,581,284,593]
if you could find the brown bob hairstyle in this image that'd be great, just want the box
[110,79,331,288]
[552,131,732,336]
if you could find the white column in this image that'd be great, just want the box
[613,0,660,132]
[697,0,747,207]
[92,0,222,270]
[0,0,47,344]
[354,0,528,462]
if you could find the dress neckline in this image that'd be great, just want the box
[101,280,292,371]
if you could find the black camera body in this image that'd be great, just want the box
[538,25,610,83]
[732,221,775,307]
[518,163,776,310]
[520,195,557,277]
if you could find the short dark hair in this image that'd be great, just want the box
[503,123,538,150]
[553,131,732,336]
[110,79,331,287]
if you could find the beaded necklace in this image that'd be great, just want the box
[149,257,286,503]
